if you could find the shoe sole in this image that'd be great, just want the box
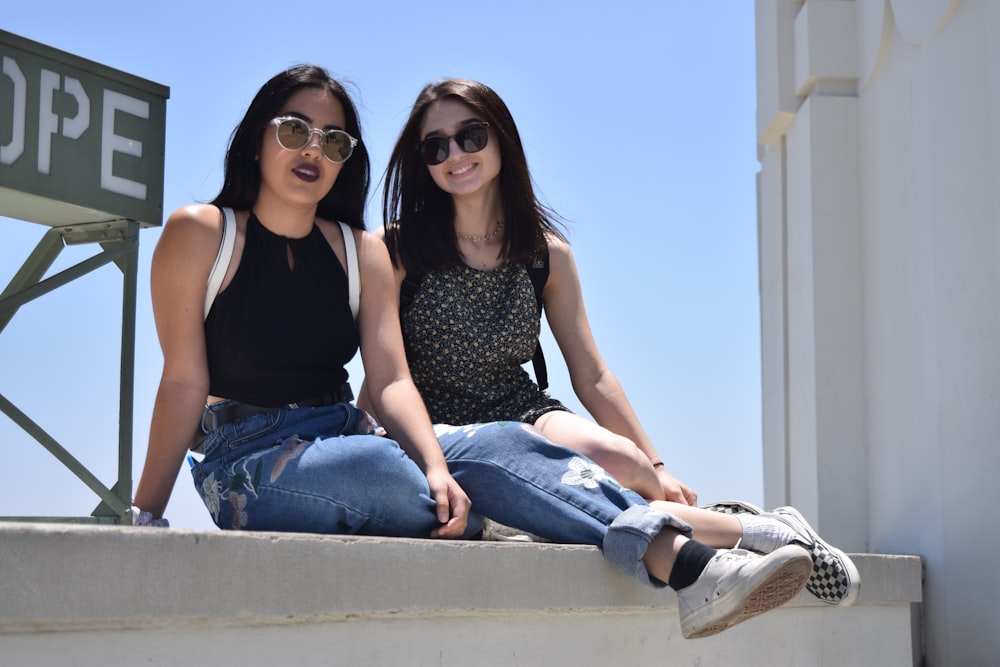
[682,546,812,639]
[481,518,547,543]
[772,506,861,607]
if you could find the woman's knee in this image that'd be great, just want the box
[536,414,641,463]
[577,434,660,494]
[574,431,644,469]
[339,435,429,486]
[288,436,437,535]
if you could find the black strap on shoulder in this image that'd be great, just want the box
[400,271,424,313]
[527,246,550,390]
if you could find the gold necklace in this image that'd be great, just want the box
[456,220,504,242]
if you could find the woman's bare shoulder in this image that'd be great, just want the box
[544,232,575,265]
[167,203,223,226]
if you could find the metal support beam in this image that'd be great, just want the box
[0,219,140,524]
[0,228,63,334]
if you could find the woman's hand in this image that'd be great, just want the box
[425,466,472,538]
[353,230,474,537]
[657,467,698,506]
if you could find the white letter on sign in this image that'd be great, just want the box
[62,78,90,139]
[0,56,26,165]
[37,70,90,175]
[101,89,148,200]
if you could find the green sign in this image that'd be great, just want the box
[0,30,169,227]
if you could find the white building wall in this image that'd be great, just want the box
[755,0,1000,664]
[786,94,868,548]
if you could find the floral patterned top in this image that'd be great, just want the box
[401,262,567,425]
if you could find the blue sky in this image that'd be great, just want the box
[0,2,761,529]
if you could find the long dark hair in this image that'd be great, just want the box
[383,78,566,273]
[212,64,370,230]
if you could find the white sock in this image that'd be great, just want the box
[736,514,799,553]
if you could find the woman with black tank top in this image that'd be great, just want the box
[133,64,470,539]
[129,65,836,640]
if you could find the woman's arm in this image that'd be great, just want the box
[133,204,223,520]
[354,226,400,424]
[542,237,697,504]
[352,229,470,538]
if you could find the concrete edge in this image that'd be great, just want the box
[0,522,923,633]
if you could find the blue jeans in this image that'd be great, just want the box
[190,402,691,587]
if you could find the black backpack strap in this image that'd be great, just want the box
[399,271,424,313]
[526,245,550,390]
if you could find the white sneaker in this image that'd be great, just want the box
[677,544,812,639]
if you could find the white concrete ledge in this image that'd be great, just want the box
[0,523,923,666]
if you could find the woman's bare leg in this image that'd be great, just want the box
[650,500,743,548]
[642,526,688,583]
[534,411,665,500]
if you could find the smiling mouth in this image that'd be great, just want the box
[450,162,475,176]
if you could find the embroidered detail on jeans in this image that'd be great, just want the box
[228,458,264,499]
[271,436,308,482]
[228,492,248,529]
[200,449,278,528]
[202,472,222,521]
[561,457,620,490]
[201,458,263,528]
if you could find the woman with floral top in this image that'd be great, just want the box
[360,77,859,612]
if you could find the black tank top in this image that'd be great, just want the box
[204,213,358,406]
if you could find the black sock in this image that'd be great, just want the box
[668,540,718,591]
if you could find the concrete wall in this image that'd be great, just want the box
[755,1,1000,664]
[0,523,921,667]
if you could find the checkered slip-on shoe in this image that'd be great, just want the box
[701,500,763,515]
[770,506,861,607]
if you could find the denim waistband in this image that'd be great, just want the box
[189,384,354,453]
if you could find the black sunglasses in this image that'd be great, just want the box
[417,122,490,166]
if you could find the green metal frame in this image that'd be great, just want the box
[0,219,139,524]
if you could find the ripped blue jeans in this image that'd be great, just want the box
[190,402,690,586]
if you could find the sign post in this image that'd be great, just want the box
[0,30,169,523]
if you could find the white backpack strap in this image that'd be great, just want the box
[338,221,360,320]
[204,207,237,320]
